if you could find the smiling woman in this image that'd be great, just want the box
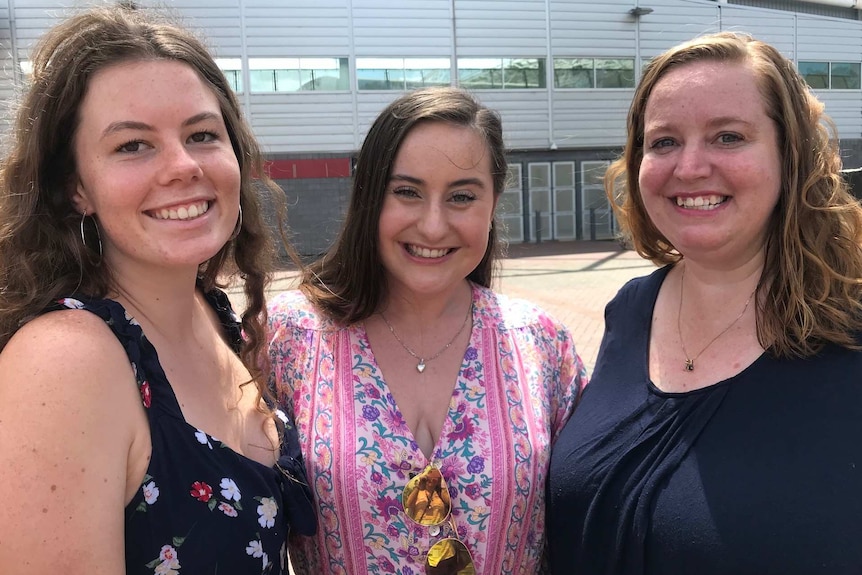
[267,86,588,574]
[548,31,862,575]
[0,6,315,575]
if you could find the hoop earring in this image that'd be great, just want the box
[80,210,103,266]
[230,205,243,241]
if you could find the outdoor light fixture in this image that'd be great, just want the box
[628,6,654,16]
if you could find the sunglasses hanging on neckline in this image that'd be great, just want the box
[402,464,476,575]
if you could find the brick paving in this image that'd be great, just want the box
[227,239,655,374]
[496,240,655,372]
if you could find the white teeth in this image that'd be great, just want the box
[407,245,450,259]
[152,201,210,220]
[676,195,726,210]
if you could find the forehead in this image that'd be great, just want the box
[395,121,490,171]
[79,59,221,120]
[645,60,768,123]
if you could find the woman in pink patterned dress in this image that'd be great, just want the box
[268,86,587,574]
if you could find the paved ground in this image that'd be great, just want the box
[227,239,656,373]
[496,240,655,372]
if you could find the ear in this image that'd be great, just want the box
[69,177,91,215]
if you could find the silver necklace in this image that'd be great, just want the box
[380,304,472,373]
[677,264,756,372]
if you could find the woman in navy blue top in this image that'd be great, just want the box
[548,32,862,574]
[0,7,314,573]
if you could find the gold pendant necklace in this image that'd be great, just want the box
[677,264,756,372]
[380,304,472,373]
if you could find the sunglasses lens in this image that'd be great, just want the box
[402,465,451,526]
[425,538,475,575]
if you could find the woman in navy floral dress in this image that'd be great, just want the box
[0,6,315,574]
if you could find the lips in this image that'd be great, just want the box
[150,200,210,221]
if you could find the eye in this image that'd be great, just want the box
[393,186,420,198]
[649,137,676,150]
[451,191,476,204]
[116,140,148,153]
[717,132,743,145]
[189,131,218,144]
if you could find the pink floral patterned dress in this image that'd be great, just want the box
[268,283,587,574]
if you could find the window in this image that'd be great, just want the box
[831,62,861,89]
[799,61,829,89]
[215,58,242,92]
[554,58,593,88]
[458,58,546,90]
[356,58,450,90]
[247,57,349,93]
[554,58,635,89]
[799,61,860,90]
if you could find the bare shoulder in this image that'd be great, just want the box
[0,308,142,573]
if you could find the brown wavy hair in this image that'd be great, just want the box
[301,86,507,325]
[0,6,291,389]
[606,31,862,358]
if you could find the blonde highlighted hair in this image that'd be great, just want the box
[606,31,862,358]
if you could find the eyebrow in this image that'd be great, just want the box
[646,116,755,133]
[390,173,487,189]
[100,111,222,139]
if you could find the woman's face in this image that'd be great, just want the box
[72,59,241,278]
[426,469,442,489]
[638,60,782,268]
[377,121,497,301]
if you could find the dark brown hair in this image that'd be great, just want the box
[301,86,507,325]
[0,6,291,387]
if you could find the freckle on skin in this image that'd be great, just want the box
[42,508,48,513]
[50,485,57,492]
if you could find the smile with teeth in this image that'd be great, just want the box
[150,200,210,221]
[405,244,453,259]
[675,195,727,210]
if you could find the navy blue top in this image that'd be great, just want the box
[47,288,315,574]
[547,265,862,574]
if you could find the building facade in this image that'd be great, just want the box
[1,0,861,253]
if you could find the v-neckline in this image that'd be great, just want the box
[358,305,479,464]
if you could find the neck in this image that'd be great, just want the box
[679,250,765,296]
[108,261,203,344]
[382,281,473,323]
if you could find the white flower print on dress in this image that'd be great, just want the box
[275,409,288,425]
[257,497,278,528]
[142,481,159,505]
[261,552,270,571]
[219,477,241,502]
[152,545,180,574]
[246,539,264,558]
[194,429,213,449]
[58,298,85,309]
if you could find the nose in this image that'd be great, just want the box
[673,142,711,181]
[158,142,203,184]
[416,200,448,239]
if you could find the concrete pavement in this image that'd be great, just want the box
[227,239,656,374]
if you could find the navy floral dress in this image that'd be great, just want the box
[48,288,316,575]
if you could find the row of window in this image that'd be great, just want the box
[798,61,861,90]
[215,57,637,93]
